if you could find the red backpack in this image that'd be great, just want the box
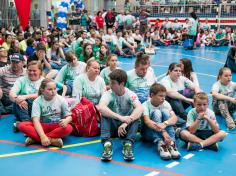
[70,97,101,137]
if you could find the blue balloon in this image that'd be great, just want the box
[57,12,67,18]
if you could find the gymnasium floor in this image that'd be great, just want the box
[0,46,235,176]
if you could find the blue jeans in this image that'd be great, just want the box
[0,94,13,114]
[166,89,194,121]
[58,80,73,96]
[50,61,67,70]
[101,116,139,144]
[141,109,176,144]
[12,100,33,122]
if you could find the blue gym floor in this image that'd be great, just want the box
[1,46,235,176]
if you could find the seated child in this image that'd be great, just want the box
[18,78,72,148]
[177,92,227,151]
[142,83,181,160]
[212,67,236,129]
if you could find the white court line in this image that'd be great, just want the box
[162,47,228,55]
[183,153,195,159]
[157,50,225,64]
[144,171,160,176]
[120,62,168,68]
[196,72,217,78]
[165,161,180,168]
[120,63,218,78]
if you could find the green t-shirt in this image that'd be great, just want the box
[188,18,198,36]
[31,94,71,124]
[99,88,139,116]
[55,62,86,83]
[100,67,120,85]
[186,108,218,131]
[142,99,172,125]
[126,69,156,103]
[216,32,226,40]
[11,76,44,95]
[72,73,106,105]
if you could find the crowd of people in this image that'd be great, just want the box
[0,8,235,162]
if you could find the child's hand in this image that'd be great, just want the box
[198,112,205,119]
[41,136,51,146]
[230,98,236,104]
[162,131,171,145]
[185,98,194,104]
[19,101,28,110]
[59,119,69,128]
[118,123,128,137]
[15,95,26,104]
[156,123,167,131]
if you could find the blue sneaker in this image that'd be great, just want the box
[205,143,219,152]
[187,142,202,151]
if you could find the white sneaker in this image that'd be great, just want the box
[25,137,35,146]
[158,141,171,160]
[50,138,63,148]
[168,142,181,159]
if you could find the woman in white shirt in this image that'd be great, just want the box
[160,63,201,123]
[73,59,106,105]
[180,58,199,87]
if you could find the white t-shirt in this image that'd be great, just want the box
[160,75,194,91]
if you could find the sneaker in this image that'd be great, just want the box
[158,141,171,160]
[187,142,202,151]
[205,143,219,152]
[25,137,35,146]
[101,142,113,161]
[13,122,20,133]
[225,117,235,130]
[50,138,63,148]
[168,142,181,159]
[122,142,135,161]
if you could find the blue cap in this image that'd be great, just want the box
[10,53,24,62]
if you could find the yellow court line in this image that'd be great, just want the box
[0,139,101,158]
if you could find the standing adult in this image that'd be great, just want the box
[188,12,198,49]
[105,9,116,30]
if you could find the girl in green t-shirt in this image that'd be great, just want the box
[18,78,72,148]
[95,44,110,70]
[100,54,119,90]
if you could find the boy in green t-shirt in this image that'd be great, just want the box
[142,83,180,160]
[177,92,227,151]
[99,69,143,161]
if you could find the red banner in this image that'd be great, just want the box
[14,0,31,30]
